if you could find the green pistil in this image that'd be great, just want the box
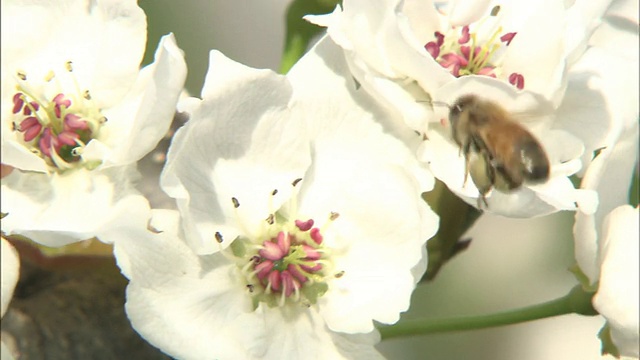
[467,34,478,71]
[475,26,503,69]
[272,259,286,271]
[282,246,322,280]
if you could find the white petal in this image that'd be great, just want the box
[401,0,444,42]
[500,0,567,102]
[447,0,492,26]
[593,205,640,357]
[564,0,614,62]
[316,0,400,77]
[95,194,153,278]
[118,223,260,359]
[433,75,554,119]
[289,38,438,332]
[290,36,433,141]
[116,210,383,360]
[0,136,49,173]
[301,149,437,331]
[574,124,639,283]
[100,33,187,167]
[160,51,311,254]
[1,0,146,106]
[1,167,141,246]
[600,0,639,26]
[257,307,383,359]
[1,238,19,317]
[555,47,639,173]
[308,1,452,131]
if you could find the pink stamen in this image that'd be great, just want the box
[500,32,517,46]
[287,264,307,283]
[460,46,482,63]
[508,72,525,89]
[295,219,314,231]
[255,260,274,280]
[310,228,323,244]
[52,93,71,107]
[302,244,321,260]
[12,93,24,114]
[425,42,440,58]
[53,94,71,118]
[247,218,329,301]
[301,263,323,273]
[64,114,89,131]
[58,131,79,146]
[20,117,42,142]
[259,241,285,261]
[439,53,466,77]
[280,271,299,298]
[434,31,444,46]
[440,53,468,68]
[276,232,290,254]
[268,271,281,291]
[23,102,39,116]
[39,128,60,157]
[458,25,470,44]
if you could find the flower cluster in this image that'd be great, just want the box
[1,0,637,359]
[310,0,638,356]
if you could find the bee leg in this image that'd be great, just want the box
[462,141,472,186]
[477,192,489,208]
[463,157,470,186]
[470,152,494,210]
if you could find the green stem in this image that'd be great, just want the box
[280,34,310,74]
[379,285,598,340]
[279,0,337,74]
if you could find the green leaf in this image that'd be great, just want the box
[280,0,339,74]
[598,324,622,358]
[629,164,639,207]
[421,180,482,281]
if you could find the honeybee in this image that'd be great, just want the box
[447,94,550,207]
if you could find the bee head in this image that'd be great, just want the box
[448,94,478,127]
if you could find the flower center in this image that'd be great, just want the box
[424,5,525,89]
[231,214,338,308]
[10,61,106,171]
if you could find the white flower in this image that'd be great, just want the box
[1,238,19,318]
[308,0,577,131]
[556,0,639,173]
[571,0,639,285]
[113,49,438,359]
[307,0,633,217]
[569,6,639,348]
[0,0,187,246]
[1,237,20,360]
[114,208,385,360]
[573,123,639,287]
[592,205,640,358]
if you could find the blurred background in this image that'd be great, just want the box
[1,1,617,359]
